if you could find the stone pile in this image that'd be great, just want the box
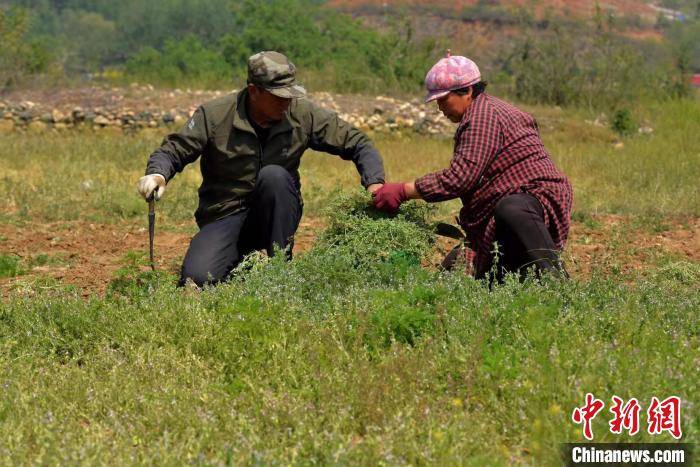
[0,100,192,135]
[0,86,454,136]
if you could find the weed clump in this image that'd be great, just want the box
[317,189,435,269]
[106,250,175,299]
[0,253,23,278]
[227,190,438,318]
[611,108,636,136]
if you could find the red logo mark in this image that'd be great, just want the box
[572,393,605,440]
[647,396,682,439]
[609,396,641,436]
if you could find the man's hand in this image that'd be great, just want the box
[367,183,383,194]
[372,182,408,213]
[137,174,166,201]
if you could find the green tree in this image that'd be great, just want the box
[0,6,50,89]
[126,34,232,88]
[59,10,117,71]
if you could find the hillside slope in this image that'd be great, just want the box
[328,0,660,20]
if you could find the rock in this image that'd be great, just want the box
[18,111,34,122]
[72,107,85,122]
[638,126,654,135]
[27,121,48,133]
[51,109,66,123]
[162,113,175,124]
[174,115,186,127]
[54,123,69,130]
[93,115,110,126]
[148,120,158,128]
[613,141,625,150]
[0,120,14,133]
[40,113,54,123]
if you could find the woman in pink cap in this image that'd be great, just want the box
[372,51,573,283]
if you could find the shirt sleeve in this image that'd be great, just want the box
[307,103,385,187]
[145,106,208,181]
[415,104,502,202]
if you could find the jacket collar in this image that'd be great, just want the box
[233,88,293,139]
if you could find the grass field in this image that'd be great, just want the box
[0,98,698,464]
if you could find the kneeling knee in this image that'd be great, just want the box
[258,164,292,185]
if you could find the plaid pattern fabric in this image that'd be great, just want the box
[415,93,572,277]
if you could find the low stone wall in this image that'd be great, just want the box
[0,86,454,136]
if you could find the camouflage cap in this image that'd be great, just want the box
[247,51,307,99]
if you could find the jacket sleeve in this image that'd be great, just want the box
[307,104,385,187]
[145,106,209,181]
[415,104,502,202]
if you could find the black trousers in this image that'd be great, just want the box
[179,165,302,287]
[443,193,566,283]
[489,193,566,283]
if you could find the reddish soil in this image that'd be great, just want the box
[429,216,700,277]
[0,219,323,298]
[328,0,659,19]
[562,216,699,277]
[1,216,697,297]
[328,0,664,46]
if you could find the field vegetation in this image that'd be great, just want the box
[1,92,699,463]
[0,0,698,463]
[2,99,698,225]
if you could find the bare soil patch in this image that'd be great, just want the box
[1,216,697,297]
[0,219,323,297]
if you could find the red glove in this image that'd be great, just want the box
[372,182,407,213]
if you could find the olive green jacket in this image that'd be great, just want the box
[146,89,384,226]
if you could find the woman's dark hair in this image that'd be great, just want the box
[453,81,488,98]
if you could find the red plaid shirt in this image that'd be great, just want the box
[415,93,572,276]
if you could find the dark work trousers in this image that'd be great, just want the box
[441,193,567,283]
[179,165,302,287]
[488,192,567,284]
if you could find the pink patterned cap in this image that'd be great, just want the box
[424,50,481,103]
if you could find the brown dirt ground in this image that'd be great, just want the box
[329,0,659,18]
[1,216,698,298]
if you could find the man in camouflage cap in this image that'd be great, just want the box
[247,50,307,99]
[137,51,385,287]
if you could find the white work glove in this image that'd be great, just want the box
[137,174,166,201]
